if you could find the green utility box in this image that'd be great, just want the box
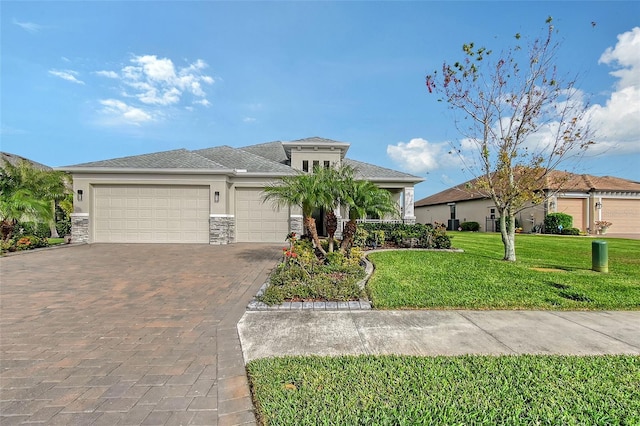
[592,240,608,273]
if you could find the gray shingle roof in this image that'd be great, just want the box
[345,158,422,181]
[62,138,422,182]
[65,149,226,170]
[1,152,51,170]
[195,146,295,174]
[240,141,288,164]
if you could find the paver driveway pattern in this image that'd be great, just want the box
[1,243,280,425]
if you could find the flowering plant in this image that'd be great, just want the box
[595,220,612,229]
[595,220,612,234]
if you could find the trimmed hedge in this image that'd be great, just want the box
[460,221,480,232]
[358,222,452,249]
[544,213,573,234]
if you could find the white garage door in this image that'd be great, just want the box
[94,185,210,243]
[235,188,289,242]
[602,199,640,234]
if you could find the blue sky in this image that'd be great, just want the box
[2,1,639,200]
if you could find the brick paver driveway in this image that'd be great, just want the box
[1,243,280,425]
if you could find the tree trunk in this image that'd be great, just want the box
[340,220,357,254]
[49,201,59,238]
[1,219,16,242]
[325,210,337,253]
[304,215,326,256]
[499,213,517,261]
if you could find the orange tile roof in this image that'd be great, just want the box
[415,170,640,207]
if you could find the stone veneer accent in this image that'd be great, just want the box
[70,213,89,244]
[209,215,235,245]
[289,215,303,236]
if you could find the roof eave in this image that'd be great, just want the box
[57,167,235,174]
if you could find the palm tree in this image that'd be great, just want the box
[340,179,399,253]
[0,160,69,240]
[313,165,356,253]
[262,170,333,256]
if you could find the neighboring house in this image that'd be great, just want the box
[414,171,640,236]
[1,152,51,171]
[61,137,423,244]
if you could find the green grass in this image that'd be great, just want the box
[47,238,65,245]
[248,355,640,425]
[367,233,640,310]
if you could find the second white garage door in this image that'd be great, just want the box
[601,198,640,234]
[235,188,289,242]
[94,185,210,243]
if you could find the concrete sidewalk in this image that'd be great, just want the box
[237,310,640,362]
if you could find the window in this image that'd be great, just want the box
[313,160,319,171]
[302,160,309,172]
[324,160,330,169]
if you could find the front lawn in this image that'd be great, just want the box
[248,355,640,425]
[367,233,640,310]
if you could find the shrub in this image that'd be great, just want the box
[14,235,49,251]
[544,213,573,234]
[353,227,369,248]
[358,222,451,249]
[460,221,480,232]
[561,227,581,236]
[17,221,50,238]
[56,218,71,236]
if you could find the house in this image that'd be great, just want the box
[61,137,423,244]
[414,171,640,236]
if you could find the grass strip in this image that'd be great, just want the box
[248,355,640,426]
[367,233,640,310]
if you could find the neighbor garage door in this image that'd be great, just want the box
[235,188,289,242]
[94,185,210,243]
[602,199,640,234]
[557,198,586,231]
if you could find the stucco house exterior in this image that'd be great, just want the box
[414,171,640,236]
[61,137,423,244]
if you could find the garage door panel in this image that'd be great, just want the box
[94,185,210,243]
[603,199,639,233]
[235,188,288,242]
[557,198,585,230]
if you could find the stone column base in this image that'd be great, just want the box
[70,213,89,244]
[289,215,303,237]
[210,215,235,245]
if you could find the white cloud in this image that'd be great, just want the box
[243,117,256,123]
[12,18,43,33]
[94,70,118,79]
[589,27,640,153]
[599,27,640,90]
[97,54,214,107]
[194,99,211,107]
[98,99,153,126]
[48,69,85,85]
[387,138,463,174]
